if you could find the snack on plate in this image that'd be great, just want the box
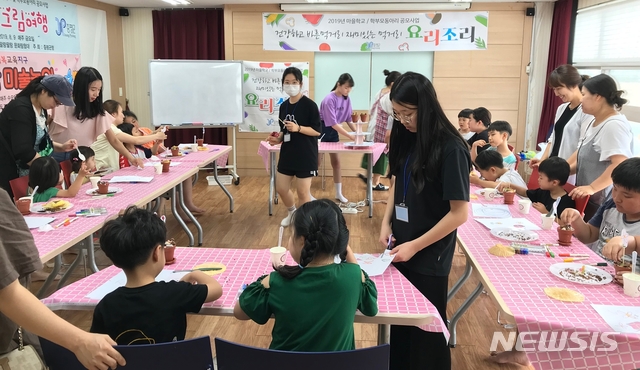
[165,238,176,248]
[494,230,536,242]
[544,287,585,302]
[558,267,607,284]
[488,243,515,257]
[197,146,208,151]
[42,199,70,211]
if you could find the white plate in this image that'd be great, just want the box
[475,188,504,198]
[31,201,74,214]
[347,132,371,136]
[490,228,539,242]
[343,142,374,147]
[85,187,123,195]
[549,263,613,285]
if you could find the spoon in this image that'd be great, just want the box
[76,147,85,162]
[278,226,284,247]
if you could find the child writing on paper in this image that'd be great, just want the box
[471,120,517,170]
[234,199,378,352]
[90,206,223,345]
[470,150,526,189]
[561,158,640,284]
[497,157,576,216]
[69,146,96,184]
[29,156,90,202]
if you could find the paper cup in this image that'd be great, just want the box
[153,163,163,174]
[518,199,532,214]
[270,246,287,268]
[623,273,640,298]
[541,215,555,230]
[89,176,100,188]
[191,144,198,152]
[483,188,497,201]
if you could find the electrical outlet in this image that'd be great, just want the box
[118,87,123,96]
[342,208,357,214]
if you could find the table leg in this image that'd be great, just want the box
[269,152,276,216]
[178,182,203,246]
[448,282,484,348]
[213,160,234,213]
[367,153,373,218]
[321,153,326,190]
[86,235,99,273]
[57,249,86,289]
[377,324,390,345]
[447,259,473,303]
[171,187,194,247]
[36,254,62,299]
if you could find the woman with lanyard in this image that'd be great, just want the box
[319,73,356,204]
[567,74,634,220]
[266,67,322,227]
[379,72,470,370]
[530,65,593,184]
[0,75,77,199]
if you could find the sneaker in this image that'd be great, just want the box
[373,183,389,191]
[357,173,367,184]
[281,212,293,227]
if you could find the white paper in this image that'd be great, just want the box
[475,217,541,231]
[169,162,181,167]
[591,304,640,334]
[86,270,188,300]
[108,176,154,183]
[355,251,395,277]
[472,203,512,218]
[24,216,55,229]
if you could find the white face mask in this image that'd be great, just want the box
[283,85,300,97]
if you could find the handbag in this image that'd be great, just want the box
[0,327,45,370]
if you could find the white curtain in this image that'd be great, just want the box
[77,5,111,100]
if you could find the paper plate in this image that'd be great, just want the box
[344,142,374,148]
[31,201,74,214]
[85,187,123,195]
[549,263,613,285]
[474,188,504,198]
[490,228,539,242]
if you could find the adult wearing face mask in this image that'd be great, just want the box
[265,67,322,227]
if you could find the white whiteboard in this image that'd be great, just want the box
[149,60,243,126]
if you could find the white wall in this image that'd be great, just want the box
[77,5,111,99]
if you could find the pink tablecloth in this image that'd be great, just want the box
[160,144,231,168]
[458,186,640,369]
[257,141,386,173]
[43,247,449,339]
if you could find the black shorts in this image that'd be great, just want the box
[277,167,318,179]
[321,121,339,142]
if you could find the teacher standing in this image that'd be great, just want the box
[0,75,77,199]
[379,72,470,370]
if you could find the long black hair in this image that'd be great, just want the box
[73,66,104,121]
[16,76,54,99]
[331,73,354,92]
[383,69,401,87]
[388,72,470,193]
[276,200,345,279]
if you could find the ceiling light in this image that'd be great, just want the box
[305,0,329,2]
[280,2,471,12]
[163,0,191,5]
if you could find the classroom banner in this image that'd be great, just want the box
[0,51,80,109]
[241,61,310,133]
[263,12,488,52]
[0,0,80,54]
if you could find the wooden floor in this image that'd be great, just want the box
[33,174,533,370]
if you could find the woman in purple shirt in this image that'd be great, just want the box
[319,73,356,203]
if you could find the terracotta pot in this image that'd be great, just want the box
[164,246,175,262]
[170,148,180,156]
[16,198,31,215]
[360,113,369,123]
[351,113,359,123]
[197,139,204,147]
[614,263,632,285]
[97,181,110,194]
[557,227,574,245]
[503,190,516,205]
[161,160,171,173]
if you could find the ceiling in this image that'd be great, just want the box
[98,0,533,8]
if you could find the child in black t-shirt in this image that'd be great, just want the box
[90,207,222,345]
[497,156,575,217]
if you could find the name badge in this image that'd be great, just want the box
[395,203,409,223]
[283,134,291,142]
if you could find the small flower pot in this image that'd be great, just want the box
[503,190,516,205]
[97,181,110,194]
[170,147,180,156]
[360,113,369,123]
[161,160,171,173]
[351,113,359,123]
[557,226,574,246]
[17,198,31,215]
[197,139,204,147]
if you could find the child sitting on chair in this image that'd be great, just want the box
[497,156,575,216]
[90,206,222,345]
[470,150,526,189]
[234,199,378,352]
[29,156,89,202]
[471,120,517,170]
[69,146,96,184]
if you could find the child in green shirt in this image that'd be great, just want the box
[234,199,378,352]
[29,156,89,203]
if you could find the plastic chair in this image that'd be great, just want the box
[8,175,30,201]
[527,166,539,190]
[60,160,72,189]
[507,144,515,154]
[513,154,520,171]
[215,338,390,370]
[563,182,590,216]
[40,336,214,370]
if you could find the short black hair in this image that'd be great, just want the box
[538,157,570,185]
[471,107,492,128]
[488,120,513,138]
[70,146,95,173]
[475,150,504,170]
[458,108,473,119]
[282,67,303,85]
[123,110,138,120]
[100,206,166,271]
[118,122,135,136]
[29,156,61,193]
[612,157,640,193]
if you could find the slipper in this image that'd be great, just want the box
[373,183,389,191]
